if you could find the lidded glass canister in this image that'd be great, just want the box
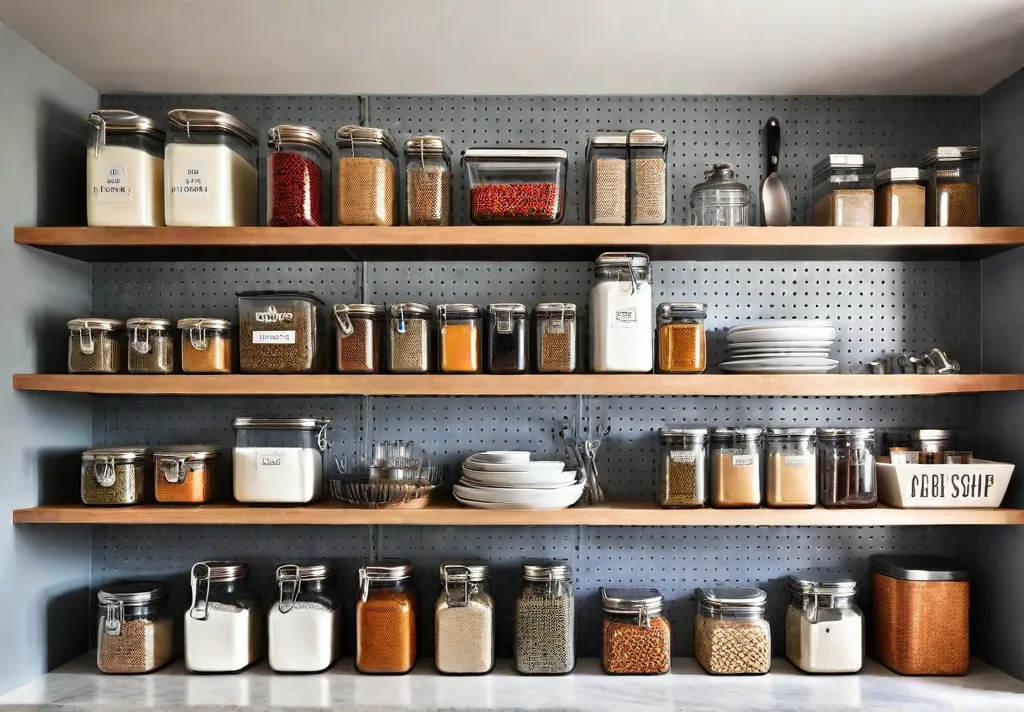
[487,303,528,374]
[126,317,174,374]
[438,304,482,374]
[184,561,263,673]
[96,581,173,674]
[335,125,399,226]
[586,132,628,225]
[404,135,452,226]
[68,318,125,373]
[268,563,343,673]
[658,426,708,508]
[786,574,863,674]
[515,560,575,675]
[591,252,654,373]
[535,302,577,373]
[81,446,150,506]
[764,428,817,508]
[601,587,671,675]
[387,302,431,374]
[695,587,771,675]
[709,427,763,508]
[153,445,221,504]
[86,110,166,227]
[435,560,495,675]
[267,124,332,227]
[818,428,876,508]
[177,318,234,373]
[656,302,707,373]
[689,164,750,226]
[628,129,668,225]
[333,303,384,373]
[919,146,980,227]
[356,560,418,674]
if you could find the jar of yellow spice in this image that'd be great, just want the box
[438,304,482,374]
[657,302,707,373]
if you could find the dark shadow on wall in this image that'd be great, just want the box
[35,446,84,505]
[45,582,91,672]
[35,98,89,227]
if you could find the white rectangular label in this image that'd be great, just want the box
[784,455,812,469]
[611,307,638,329]
[171,164,210,199]
[732,454,755,467]
[260,455,282,467]
[93,165,132,202]
[546,320,566,334]
[670,450,697,464]
[253,330,296,344]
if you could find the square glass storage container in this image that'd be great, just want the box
[336,125,399,226]
[812,154,875,226]
[601,588,671,675]
[438,304,482,374]
[238,292,325,374]
[534,303,577,374]
[126,317,174,374]
[387,302,431,374]
[586,133,628,225]
[87,110,165,227]
[487,303,527,374]
[232,417,330,504]
[68,318,125,374]
[656,302,707,373]
[919,146,980,227]
[96,582,173,674]
[628,129,668,225]
[267,124,332,227]
[462,148,568,224]
[695,588,771,675]
[81,446,150,505]
[404,136,452,226]
[333,303,384,373]
[177,318,234,373]
[153,445,221,504]
[875,168,925,227]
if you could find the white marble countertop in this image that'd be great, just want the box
[2,656,1023,712]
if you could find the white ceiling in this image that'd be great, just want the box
[1,0,1022,96]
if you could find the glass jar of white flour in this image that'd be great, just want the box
[268,563,342,673]
[232,417,330,503]
[591,252,653,372]
[785,574,864,673]
[86,110,166,227]
[184,561,263,673]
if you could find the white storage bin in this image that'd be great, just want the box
[232,418,330,503]
[87,110,166,227]
[877,458,1014,508]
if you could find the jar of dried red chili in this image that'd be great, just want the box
[267,124,331,227]
[462,147,568,224]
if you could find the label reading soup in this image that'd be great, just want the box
[94,165,132,201]
[670,451,697,464]
[732,454,755,467]
[253,330,296,344]
[171,164,210,199]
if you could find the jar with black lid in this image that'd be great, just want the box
[487,303,528,374]
[387,302,431,374]
[81,447,150,505]
[126,317,174,374]
[96,581,173,674]
[68,318,125,373]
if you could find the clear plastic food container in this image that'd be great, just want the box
[232,417,330,503]
[87,110,166,227]
[920,146,980,227]
[267,124,331,227]
[812,154,875,226]
[336,125,399,226]
[586,133,628,225]
[237,292,325,374]
[875,168,925,227]
[462,148,568,224]
[487,303,527,375]
[628,130,668,225]
[405,136,452,226]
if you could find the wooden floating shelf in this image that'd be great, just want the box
[13,501,1024,526]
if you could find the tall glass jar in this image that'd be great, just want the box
[335,125,398,226]
[268,564,342,673]
[267,124,331,227]
[356,560,418,674]
[689,164,750,226]
[177,318,234,373]
[165,109,259,227]
[818,428,876,508]
[126,318,174,374]
[333,304,384,373]
[81,446,150,506]
[487,303,528,374]
[404,136,451,226]
[600,588,671,675]
[764,428,817,508]
[710,427,763,508]
[185,561,263,673]
[591,252,653,373]
[438,304,482,374]
[515,561,575,675]
[535,303,577,374]
[435,561,495,675]
[586,132,628,225]
[387,302,431,374]
[153,445,221,504]
[68,318,125,373]
[875,168,925,227]
[920,146,980,227]
[656,302,707,373]
[786,574,863,674]
[87,110,165,227]
[812,154,875,226]
[695,587,771,675]
[628,130,668,225]
[96,581,173,674]
[658,427,708,508]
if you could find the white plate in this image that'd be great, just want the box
[461,460,565,473]
[465,451,532,465]
[727,350,832,360]
[722,356,837,367]
[454,480,585,506]
[728,320,835,333]
[719,361,839,374]
[454,495,582,511]
[728,326,837,344]
[460,469,579,489]
[727,339,835,349]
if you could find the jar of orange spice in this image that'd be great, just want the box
[600,587,671,675]
[153,446,221,504]
[356,560,418,674]
[438,304,482,374]
[657,302,707,373]
[177,318,234,373]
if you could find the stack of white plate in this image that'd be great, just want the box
[720,321,839,374]
[455,451,584,510]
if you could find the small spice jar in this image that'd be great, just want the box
[689,164,750,226]
[81,447,150,506]
[818,428,876,508]
[658,426,708,508]
[333,304,384,373]
[87,110,165,227]
[812,154,875,226]
[387,302,431,374]
[435,561,495,675]
[267,124,331,227]
[126,318,174,374]
[487,303,528,374]
[515,560,575,675]
[656,302,707,373]
[875,168,926,227]
[438,304,482,374]
[920,146,980,227]
[600,587,671,675]
[238,292,325,374]
[404,136,452,226]
[883,428,959,465]
[786,574,863,674]
[68,318,125,373]
[463,147,568,224]
[335,125,398,226]
[871,555,969,676]
[153,445,221,504]
[96,581,173,674]
[628,129,668,225]
[586,132,628,225]
[185,561,263,673]
[177,318,234,373]
[591,252,654,373]
[695,587,771,675]
[764,428,817,508]
[268,564,343,674]
[356,560,418,674]
[709,427,763,508]
[534,303,577,374]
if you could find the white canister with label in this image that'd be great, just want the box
[591,252,653,372]
[86,111,166,227]
[232,418,330,503]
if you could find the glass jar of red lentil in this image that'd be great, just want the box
[153,445,221,504]
[462,147,568,224]
[177,318,234,374]
[126,318,174,374]
[333,303,384,373]
[267,124,331,227]
[404,136,451,226]
[335,125,398,226]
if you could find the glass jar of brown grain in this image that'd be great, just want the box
[920,146,980,227]
[600,587,671,675]
[656,302,707,373]
[586,133,628,225]
[333,303,384,373]
[764,428,816,508]
[875,168,925,227]
[710,427,763,508]
[387,303,431,374]
[177,318,234,373]
[81,446,151,505]
[694,587,771,675]
[96,581,173,674]
[126,317,174,374]
[68,318,125,373]
[658,426,708,508]
[534,303,577,373]
[812,154,875,226]
[356,560,418,674]
[336,125,398,226]
[628,130,668,225]
[404,136,451,226]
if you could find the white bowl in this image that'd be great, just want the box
[461,460,566,474]
[460,468,579,489]
[466,451,532,465]
[728,326,837,344]
[453,480,584,506]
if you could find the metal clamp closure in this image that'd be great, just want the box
[189,562,212,620]
[544,569,568,597]
[317,422,329,453]
[89,114,107,158]
[627,262,641,296]
[635,606,652,629]
[103,600,124,636]
[188,326,210,351]
[358,567,371,602]
[277,564,301,614]
[161,457,188,484]
[130,327,151,355]
[333,306,355,338]
[442,564,472,608]
[94,457,116,488]
[495,307,514,334]
[76,324,96,355]
[437,305,448,334]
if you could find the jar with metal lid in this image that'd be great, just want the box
[812,154,875,226]
[268,563,343,673]
[153,445,221,504]
[463,147,568,224]
[68,318,125,373]
[786,574,863,674]
[600,587,670,675]
[333,304,384,373]
[165,109,259,227]
[185,561,263,673]
[356,560,418,674]
[591,252,653,373]
[87,110,165,227]
[336,125,398,226]
[387,302,431,373]
[487,303,528,374]
[535,303,577,373]
[96,581,173,674]
[405,136,452,226]
[657,302,707,373]
[81,446,150,505]
[818,428,876,508]
[695,587,771,675]
[875,168,925,227]
[659,427,708,508]
[267,124,332,227]
[238,291,325,374]
[920,146,980,227]
[438,304,482,374]
[882,428,959,465]
[586,132,627,225]
[435,561,495,675]
[628,129,668,225]
[515,560,575,675]
[710,427,763,508]
[689,164,750,226]
[126,317,174,374]
[177,318,234,373]
[765,428,817,508]
[233,417,330,503]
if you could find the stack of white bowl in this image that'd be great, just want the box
[454,451,584,510]
[720,320,839,374]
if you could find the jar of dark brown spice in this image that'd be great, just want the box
[68,318,125,373]
[404,136,451,226]
[333,303,384,373]
[126,317,174,374]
